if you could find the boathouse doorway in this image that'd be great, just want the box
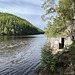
[59,38,64,49]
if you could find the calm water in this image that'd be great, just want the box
[0,34,47,75]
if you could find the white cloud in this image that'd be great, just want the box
[22,0,44,5]
[0,0,45,15]
[0,6,44,16]
[0,0,44,6]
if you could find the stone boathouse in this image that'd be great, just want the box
[48,36,72,50]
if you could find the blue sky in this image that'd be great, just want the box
[0,0,59,29]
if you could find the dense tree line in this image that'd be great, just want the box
[0,12,43,35]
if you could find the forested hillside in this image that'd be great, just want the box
[0,12,43,35]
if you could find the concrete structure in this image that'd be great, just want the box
[48,36,72,50]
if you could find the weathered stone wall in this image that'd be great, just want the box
[48,37,59,49]
[64,37,72,47]
[48,36,72,49]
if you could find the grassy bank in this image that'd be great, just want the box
[34,42,75,75]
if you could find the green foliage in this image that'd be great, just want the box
[4,27,8,34]
[41,45,55,72]
[44,17,67,37]
[41,0,57,21]
[58,0,73,21]
[0,12,43,35]
[36,43,75,75]
[69,42,75,54]
[36,44,56,75]
[42,0,75,37]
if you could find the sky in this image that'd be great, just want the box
[0,0,59,30]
